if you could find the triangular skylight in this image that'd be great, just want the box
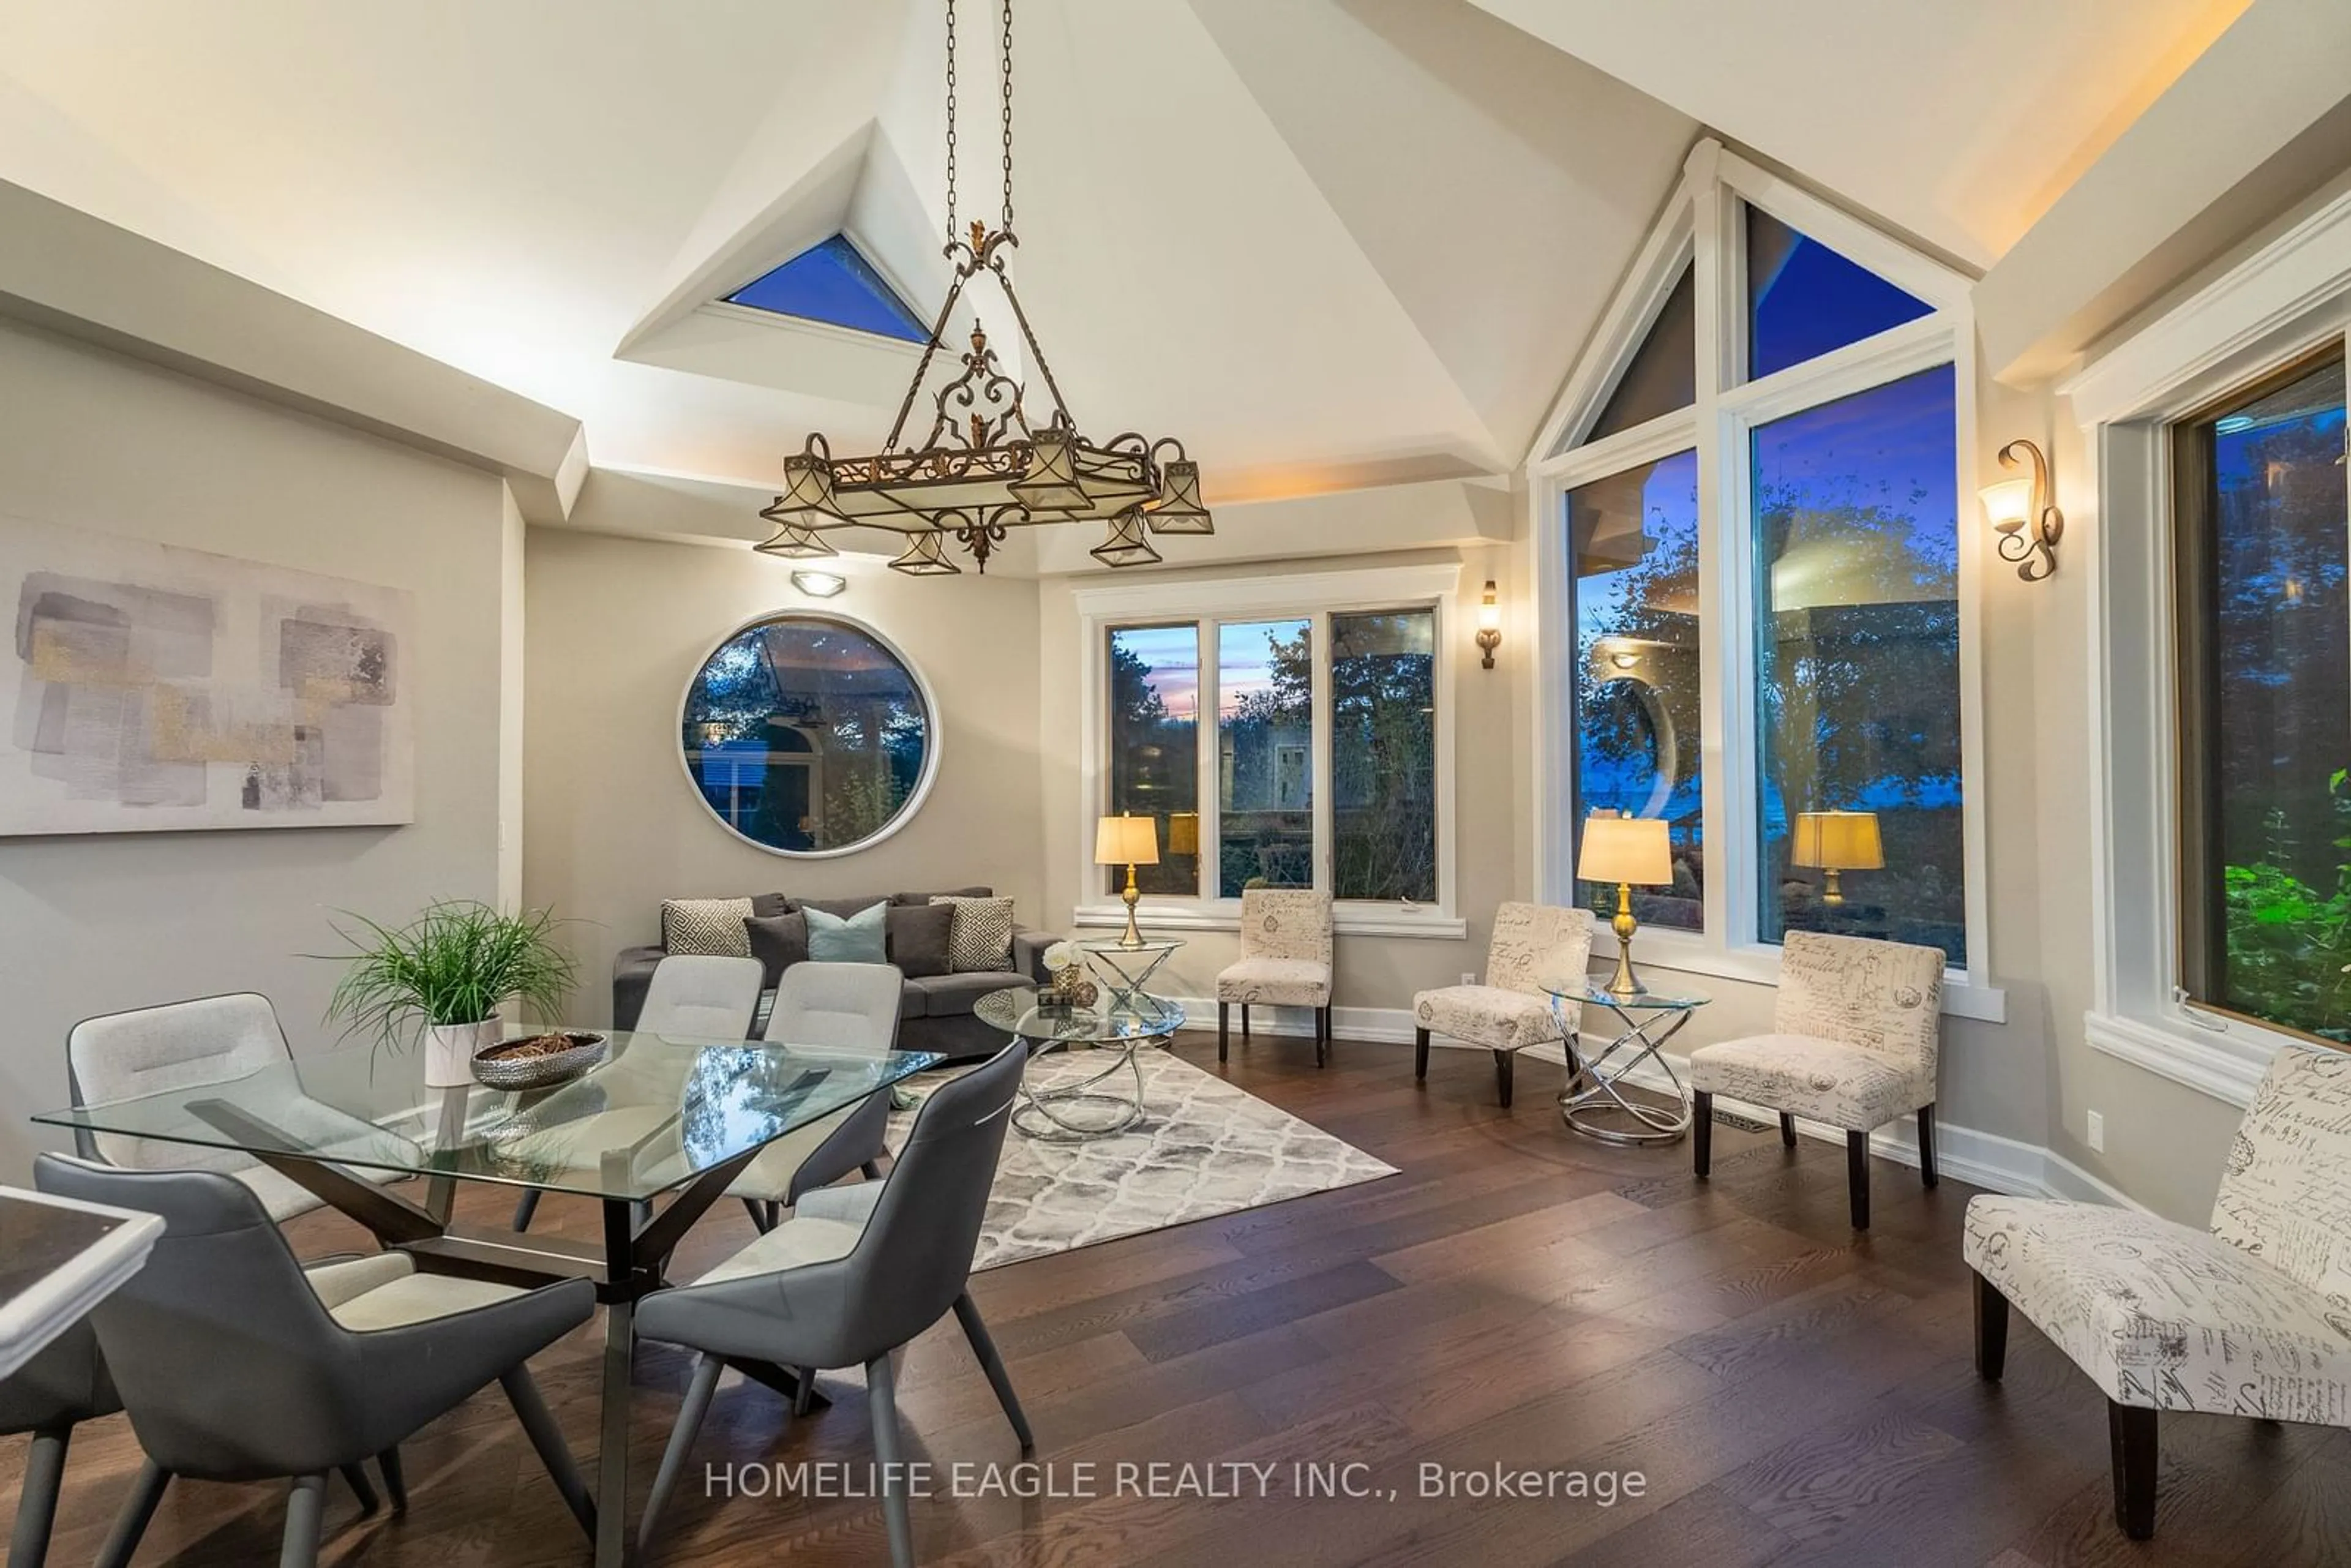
[726,234,929,344]
[1745,206,1932,380]
[1587,262,1696,443]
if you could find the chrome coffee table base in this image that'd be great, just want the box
[1011,1038,1152,1142]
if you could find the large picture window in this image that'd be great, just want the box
[1532,142,1983,1003]
[1083,569,1453,925]
[2176,349,2350,1043]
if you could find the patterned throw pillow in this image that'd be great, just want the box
[805,901,890,964]
[662,898,754,958]
[929,895,1016,972]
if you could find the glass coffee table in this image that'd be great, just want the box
[1541,980,1711,1146]
[976,986,1185,1142]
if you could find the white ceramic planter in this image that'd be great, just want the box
[423,1018,501,1089]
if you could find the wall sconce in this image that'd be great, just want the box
[790,569,847,598]
[1979,440,2063,582]
[1475,580,1502,669]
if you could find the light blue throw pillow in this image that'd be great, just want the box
[804,900,889,964]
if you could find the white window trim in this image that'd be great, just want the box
[1073,562,1467,940]
[2064,185,2351,1105]
[1526,137,2002,1023]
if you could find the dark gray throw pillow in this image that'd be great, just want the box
[885,901,954,978]
[743,912,809,989]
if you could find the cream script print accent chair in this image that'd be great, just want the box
[1412,902,1592,1108]
[1967,1046,2351,1541]
[1687,931,1944,1230]
[1216,889,1335,1067]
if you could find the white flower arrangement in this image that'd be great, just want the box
[1043,940,1082,973]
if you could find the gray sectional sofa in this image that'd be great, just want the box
[612,887,1056,1060]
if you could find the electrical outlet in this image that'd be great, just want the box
[2086,1110,2105,1153]
[1461,971,1477,988]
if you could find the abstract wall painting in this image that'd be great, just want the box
[1,518,415,835]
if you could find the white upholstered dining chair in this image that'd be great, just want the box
[1411,902,1593,1108]
[1215,888,1335,1067]
[1967,1045,2351,1540]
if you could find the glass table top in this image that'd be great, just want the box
[1076,936,1184,955]
[31,1027,940,1203]
[975,986,1186,1044]
[1538,979,1712,1012]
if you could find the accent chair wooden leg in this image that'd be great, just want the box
[1241,1003,1251,1043]
[1315,1005,1330,1068]
[1973,1269,2008,1380]
[1493,1049,1514,1109]
[2109,1401,2158,1540]
[1779,1112,1798,1149]
[1917,1104,1940,1188]
[1414,1027,1430,1081]
[1847,1130,1871,1229]
[1218,1002,1230,1063]
[1692,1090,1713,1179]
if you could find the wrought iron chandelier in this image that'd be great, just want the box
[756,0,1212,576]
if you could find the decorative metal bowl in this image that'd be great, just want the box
[470,1030,607,1092]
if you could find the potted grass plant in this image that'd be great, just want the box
[322,901,578,1086]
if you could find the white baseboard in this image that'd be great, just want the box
[1172,995,2128,1206]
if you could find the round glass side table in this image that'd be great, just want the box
[1075,936,1185,1018]
[975,985,1186,1142]
[1540,980,1710,1146]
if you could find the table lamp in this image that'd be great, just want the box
[1578,811,1673,998]
[1095,813,1161,948]
[1793,810,1883,906]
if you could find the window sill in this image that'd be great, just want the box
[1613,928,2008,1024]
[2083,1009,2281,1108]
[1070,902,1469,941]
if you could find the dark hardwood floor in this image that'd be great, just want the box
[10,1034,2349,1566]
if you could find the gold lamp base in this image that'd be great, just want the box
[1603,880,1647,999]
[1118,863,1146,948]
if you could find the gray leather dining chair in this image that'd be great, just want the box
[632,1041,1030,1567]
[2,1322,115,1568]
[729,960,906,1233]
[511,953,766,1232]
[33,1153,598,1568]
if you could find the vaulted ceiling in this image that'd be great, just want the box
[0,0,2245,509]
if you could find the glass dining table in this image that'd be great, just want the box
[31,1026,939,1568]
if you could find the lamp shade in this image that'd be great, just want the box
[1165,811,1200,856]
[1095,813,1161,866]
[1791,810,1884,871]
[1979,476,2032,531]
[1577,813,1671,886]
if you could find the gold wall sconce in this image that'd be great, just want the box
[1979,440,2064,582]
[1475,580,1502,669]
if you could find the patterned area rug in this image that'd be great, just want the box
[890,1048,1395,1272]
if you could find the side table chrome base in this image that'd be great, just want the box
[1556,1001,1698,1146]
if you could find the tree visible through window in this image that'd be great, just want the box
[2178,350,2350,1041]
[1752,366,1963,963]
[1218,620,1314,896]
[1332,610,1436,901]
[1105,625,1200,896]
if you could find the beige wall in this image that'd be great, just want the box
[521,528,1045,1025]
[0,318,517,1177]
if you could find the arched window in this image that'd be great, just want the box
[680,613,936,856]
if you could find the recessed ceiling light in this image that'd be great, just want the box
[791,569,847,598]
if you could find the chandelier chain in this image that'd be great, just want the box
[943,0,958,242]
[999,0,1014,234]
